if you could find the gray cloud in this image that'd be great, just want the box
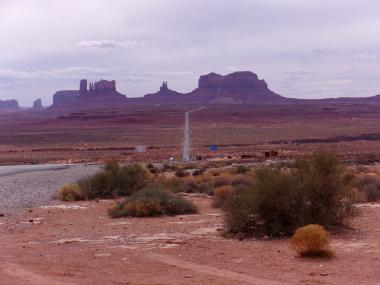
[1,0,380,105]
[77,39,147,48]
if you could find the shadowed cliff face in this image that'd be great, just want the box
[52,79,126,107]
[32,99,43,110]
[140,71,285,105]
[0,99,19,110]
[192,71,282,102]
[48,71,380,110]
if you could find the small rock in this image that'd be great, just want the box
[0,213,4,217]
[29,219,34,223]
[320,273,329,277]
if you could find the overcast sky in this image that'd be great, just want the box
[1,0,380,106]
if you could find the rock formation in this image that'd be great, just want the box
[79,79,87,96]
[32,98,43,110]
[52,79,126,107]
[141,71,284,105]
[0,99,19,110]
[143,81,183,102]
[190,71,284,103]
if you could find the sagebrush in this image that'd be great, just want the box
[56,161,150,200]
[109,187,198,218]
[223,152,358,238]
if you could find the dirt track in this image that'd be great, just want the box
[1,197,379,285]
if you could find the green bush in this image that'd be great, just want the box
[108,187,198,218]
[223,152,358,238]
[56,161,150,201]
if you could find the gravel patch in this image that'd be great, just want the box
[0,164,100,213]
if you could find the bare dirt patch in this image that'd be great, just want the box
[1,198,380,284]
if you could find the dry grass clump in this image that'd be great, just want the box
[54,184,84,201]
[146,163,159,174]
[290,224,334,258]
[353,175,380,202]
[223,152,358,238]
[162,169,253,197]
[162,163,178,172]
[175,169,189,177]
[212,186,235,208]
[192,168,206,176]
[109,187,198,218]
[167,171,236,195]
[236,165,250,174]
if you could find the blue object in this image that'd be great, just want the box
[209,145,218,151]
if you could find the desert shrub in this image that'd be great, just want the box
[213,173,233,188]
[223,152,358,238]
[54,184,84,201]
[167,171,234,195]
[182,163,197,170]
[175,169,189,177]
[212,186,235,208]
[290,224,333,257]
[108,187,198,218]
[354,175,380,202]
[162,163,178,172]
[231,174,255,188]
[209,170,221,176]
[192,168,206,176]
[169,177,214,194]
[146,163,159,174]
[236,165,250,174]
[68,162,150,200]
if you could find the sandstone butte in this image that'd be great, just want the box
[3,71,380,110]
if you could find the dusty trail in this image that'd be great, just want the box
[0,262,77,285]
[148,253,287,285]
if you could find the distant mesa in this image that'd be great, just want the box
[32,98,43,110]
[52,71,286,108]
[190,71,284,103]
[48,70,380,110]
[0,99,19,110]
[52,79,126,107]
[142,71,284,104]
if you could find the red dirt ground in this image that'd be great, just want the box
[1,196,379,285]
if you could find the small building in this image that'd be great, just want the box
[135,146,146,153]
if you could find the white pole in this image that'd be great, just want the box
[183,111,190,162]
[182,106,206,162]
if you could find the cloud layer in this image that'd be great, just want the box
[77,39,147,48]
[1,0,380,106]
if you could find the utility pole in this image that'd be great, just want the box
[182,107,206,162]
[183,112,190,162]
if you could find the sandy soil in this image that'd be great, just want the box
[1,196,379,285]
